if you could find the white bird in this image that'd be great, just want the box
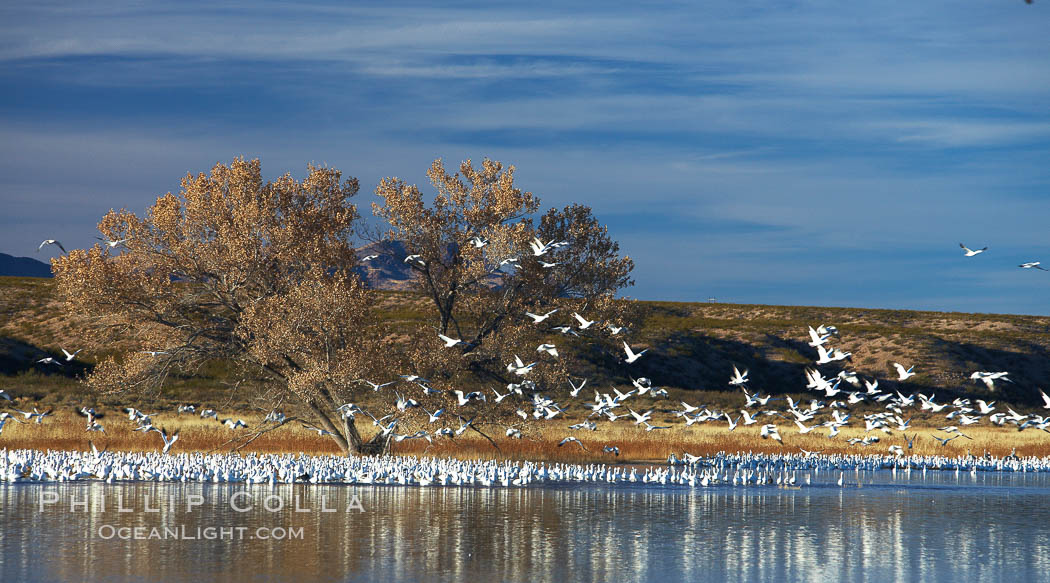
[506,427,522,439]
[959,243,987,257]
[400,374,430,385]
[816,324,839,336]
[815,345,835,364]
[526,309,558,323]
[970,371,1011,390]
[200,409,218,420]
[60,347,83,361]
[622,341,647,364]
[496,257,520,271]
[437,333,465,348]
[38,239,66,253]
[795,420,816,434]
[491,387,509,403]
[537,343,559,357]
[302,423,335,437]
[1019,261,1048,271]
[607,324,627,335]
[13,408,52,424]
[404,254,425,265]
[221,418,247,430]
[741,410,759,425]
[0,389,11,401]
[263,410,287,424]
[1039,389,1050,410]
[807,326,830,347]
[557,436,587,449]
[506,355,536,376]
[550,325,579,336]
[176,404,196,414]
[729,365,749,386]
[976,400,996,415]
[151,427,180,454]
[96,237,130,248]
[760,424,782,443]
[468,236,489,248]
[627,408,652,425]
[603,445,620,456]
[641,422,670,432]
[139,351,169,357]
[395,392,420,411]
[568,378,587,397]
[892,362,916,381]
[359,379,396,392]
[572,312,596,330]
[0,412,24,435]
[360,254,379,261]
[422,407,444,423]
[453,390,486,406]
[36,357,62,366]
[529,237,555,257]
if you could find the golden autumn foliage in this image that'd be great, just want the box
[52,157,636,455]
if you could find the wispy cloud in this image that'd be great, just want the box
[1,1,1048,314]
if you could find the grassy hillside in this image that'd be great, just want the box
[2,275,1049,412]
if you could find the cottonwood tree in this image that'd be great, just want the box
[54,156,637,454]
[370,158,636,437]
[52,158,401,454]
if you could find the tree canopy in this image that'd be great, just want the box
[54,157,636,454]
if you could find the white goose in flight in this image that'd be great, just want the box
[537,343,559,357]
[506,355,536,376]
[525,309,558,323]
[622,341,647,364]
[729,365,749,386]
[572,312,596,330]
[970,371,1011,390]
[893,362,916,381]
[959,243,987,257]
[1019,261,1048,271]
[61,348,83,361]
[38,239,66,253]
[437,333,465,348]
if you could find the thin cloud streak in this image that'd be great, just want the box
[1,1,1047,314]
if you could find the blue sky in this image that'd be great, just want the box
[1,1,1048,314]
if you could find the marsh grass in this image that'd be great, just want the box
[5,410,1049,464]
[4,276,1050,463]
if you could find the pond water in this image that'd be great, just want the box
[2,469,1049,582]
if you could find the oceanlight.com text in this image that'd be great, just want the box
[95,524,305,540]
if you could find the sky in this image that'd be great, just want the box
[1,1,1048,315]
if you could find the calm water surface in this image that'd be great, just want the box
[2,469,1049,582]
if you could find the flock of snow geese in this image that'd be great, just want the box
[3,238,1047,487]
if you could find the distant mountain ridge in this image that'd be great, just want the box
[0,253,52,278]
[0,243,444,288]
[354,241,419,291]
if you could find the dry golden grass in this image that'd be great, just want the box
[4,410,1049,464]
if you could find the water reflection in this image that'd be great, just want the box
[2,471,1049,582]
